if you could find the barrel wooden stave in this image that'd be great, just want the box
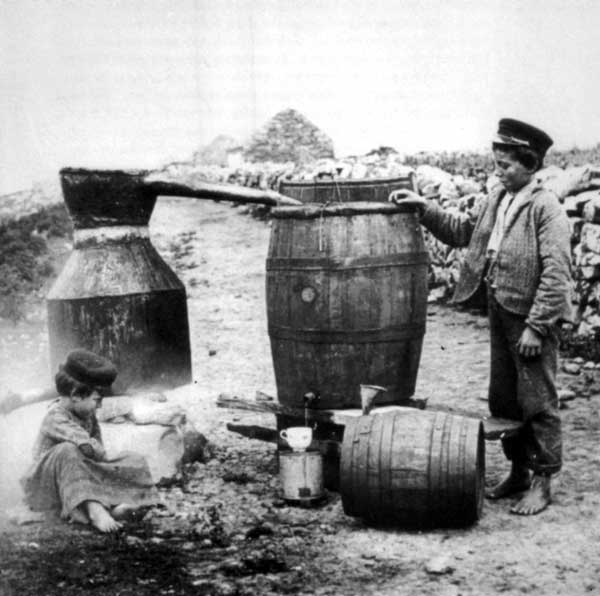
[340,409,485,528]
[267,206,428,409]
[339,417,357,512]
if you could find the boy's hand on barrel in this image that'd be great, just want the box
[389,190,428,215]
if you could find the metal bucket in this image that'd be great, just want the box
[279,451,324,505]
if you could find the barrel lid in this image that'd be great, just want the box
[278,175,414,189]
[271,201,418,219]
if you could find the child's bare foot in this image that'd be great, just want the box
[485,465,531,499]
[510,475,551,515]
[111,503,146,522]
[85,501,122,533]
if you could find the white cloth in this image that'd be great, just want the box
[487,191,514,257]
[487,179,536,257]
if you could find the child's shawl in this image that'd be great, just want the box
[32,402,106,462]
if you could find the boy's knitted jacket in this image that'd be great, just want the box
[420,178,573,336]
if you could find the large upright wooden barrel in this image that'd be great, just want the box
[279,175,417,204]
[340,409,485,528]
[266,202,428,410]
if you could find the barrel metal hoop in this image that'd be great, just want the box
[458,417,468,498]
[266,252,429,271]
[427,412,447,518]
[268,324,426,343]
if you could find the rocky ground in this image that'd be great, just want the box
[1,198,600,595]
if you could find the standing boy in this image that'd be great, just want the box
[391,119,573,515]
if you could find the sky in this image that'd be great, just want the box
[1,0,600,194]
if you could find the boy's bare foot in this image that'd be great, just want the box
[485,465,531,500]
[85,501,122,533]
[111,503,146,522]
[510,475,551,515]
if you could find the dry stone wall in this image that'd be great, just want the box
[4,140,600,345]
[413,162,600,341]
[157,154,600,343]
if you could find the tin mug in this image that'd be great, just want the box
[280,426,312,452]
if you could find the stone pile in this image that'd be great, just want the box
[552,166,600,337]
[414,163,600,336]
[156,147,417,194]
[243,108,334,164]
[192,134,240,167]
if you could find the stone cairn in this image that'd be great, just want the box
[243,108,334,164]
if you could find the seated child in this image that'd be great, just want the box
[21,349,159,533]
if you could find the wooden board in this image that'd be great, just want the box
[218,393,524,441]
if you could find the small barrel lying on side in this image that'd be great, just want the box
[340,408,484,528]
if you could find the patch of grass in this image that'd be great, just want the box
[0,204,72,321]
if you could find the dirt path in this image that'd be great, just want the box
[2,198,600,595]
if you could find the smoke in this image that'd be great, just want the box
[0,401,50,509]
[0,316,55,511]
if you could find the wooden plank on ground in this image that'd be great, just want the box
[217,393,523,441]
[217,392,336,424]
[226,423,279,443]
[481,417,523,440]
[331,406,523,440]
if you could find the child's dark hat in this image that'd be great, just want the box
[493,118,553,158]
[62,349,117,388]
